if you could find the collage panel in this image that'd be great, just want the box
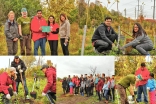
[0,0,81,56]
[115,56,156,104]
[56,56,115,104]
[0,56,56,104]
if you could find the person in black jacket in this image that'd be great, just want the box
[11,56,29,99]
[92,17,118,53]
[62,78,67,95]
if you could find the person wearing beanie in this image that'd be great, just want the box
[17,8,31,55]
[41,64,56,104]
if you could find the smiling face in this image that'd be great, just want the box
[49,16,54,23]
[104,19,112,27]
[133,24,139,32]
[21,11,27,17]
[8,13,15,21]
[37,11,42,18]
[60,15,66,22]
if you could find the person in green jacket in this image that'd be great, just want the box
[117,74,137,104]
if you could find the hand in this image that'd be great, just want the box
[42,92,46,96]
[112,43,115,47]
[6,94,11,99]
[13,91,17,96]
[147,87,150,90]
[19,70,23,73]
[65,39,68,43]
[39,27,42,31]
[18,65,21,70]
[119,47,125,55]
[13,38,18,41]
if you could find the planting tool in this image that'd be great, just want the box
[30,78,37,99]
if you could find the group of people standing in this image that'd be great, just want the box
[117,62,156,104]
[5,8,70,55]
[0,56,56,103]
[62,73,115,103]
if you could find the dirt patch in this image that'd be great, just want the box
[56,94,112,104]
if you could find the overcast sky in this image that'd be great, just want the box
[0,56,115,78]
[90,0,154,19]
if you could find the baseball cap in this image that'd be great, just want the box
[9,67,17,74]
[21,8,27,12]
[40,64,49,70]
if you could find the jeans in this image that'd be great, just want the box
[34,38,46,55]
[104,90,109,101]
[136,84,148,103]
[111,88,115,101]
[60,38,69,55]
[16,79,29,96]
[48,40,58,55]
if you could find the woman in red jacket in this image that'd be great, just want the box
[75,76,80,95]
[96,77,104,101]
[47,15,59,55]
[0,67,17,103]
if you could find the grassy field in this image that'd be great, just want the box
[56,81,118,104]
[0,77,50,104]
[56,78,151,104]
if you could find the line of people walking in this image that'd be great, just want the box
[5,8,70,55]
[62,73,116,103]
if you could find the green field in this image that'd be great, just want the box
[0,77,51,104]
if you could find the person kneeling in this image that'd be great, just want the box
[0,67,17,103]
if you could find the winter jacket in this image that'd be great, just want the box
[110,79,115,88]
[146,79,156,92]
[69,82,74,88]
[123,33,153,48]
[75,79,80,87]
[72,77,76,85]
[47,23,59,40]
[11,58,27,82]
[96,79,103,92]
[62,79,67,88]
[31,16,47,42]
[59,20,70,39]
[135,67,150,87]
[43,67,56,93]
[86,79,91,87]
[80,81,85,88]
[4,20,19,41]
[92,23,118,44]
[0,72,16,94]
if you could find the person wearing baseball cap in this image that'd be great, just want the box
[0,67,17,103]
[41,64,56,103]
[17,7,32,55]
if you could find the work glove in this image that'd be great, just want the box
[13,91,17,96]
[6,94,11,100]
[19,70,23,73]
[147,87,150,90]
[18,65,21,70]
[42,92,46,96]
